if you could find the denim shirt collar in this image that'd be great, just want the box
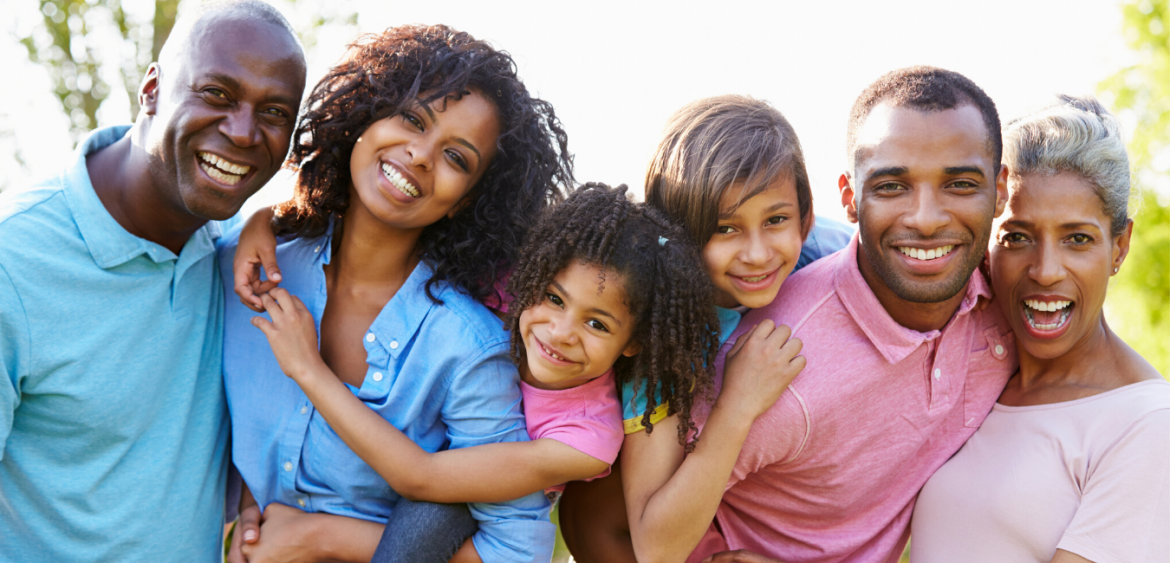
[309,222,442,365]
[833,233,992,365]
[64,125,221,270]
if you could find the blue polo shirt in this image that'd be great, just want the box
[0,126,230,562]
[218,226,555,563]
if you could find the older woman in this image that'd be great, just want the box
[909,95,1169,562]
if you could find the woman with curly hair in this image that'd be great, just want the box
[217,24,572,563]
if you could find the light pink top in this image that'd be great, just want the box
[520,369,624,494]
[911,379,1170,563]
[687,235,1017,563]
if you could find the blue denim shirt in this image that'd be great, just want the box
[0,126,230,562]
[218,227,554,563]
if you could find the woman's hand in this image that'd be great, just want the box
[239,503,320,563]
[718,319,805,421]
[234,206,281,312]
[227,482,263,563]
[226,503,263,563]
[252,288,326,382]
[240,502,383,563]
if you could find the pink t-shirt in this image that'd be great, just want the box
[911,379,1170,563]
[520,369,624,494]
[687,235,1017,563]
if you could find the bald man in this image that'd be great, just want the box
[0,2,306,560]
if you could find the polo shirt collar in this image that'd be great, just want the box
[64,125,221,269]
[833,233,992,365]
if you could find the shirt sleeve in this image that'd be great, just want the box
[1057,409,1170,563]
[0,263,30,459]
[620,377,669,434]
[441,343,555,563]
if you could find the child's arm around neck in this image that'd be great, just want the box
[254,286,610,502]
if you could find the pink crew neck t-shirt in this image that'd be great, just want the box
[687,234,1017,563]
[520,369,624,494]
[911,379,1170,563]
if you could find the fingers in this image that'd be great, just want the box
[234,263,265,313]
[239,504,261,544]
[726,323,758,357]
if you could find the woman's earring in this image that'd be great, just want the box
[1113,267,1119,274]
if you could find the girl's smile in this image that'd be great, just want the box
[519,261,641,390]
[702,175,804,309]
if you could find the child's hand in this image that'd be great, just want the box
[252,288,325,382]
[719,319,805,421]
[234,206,281,313]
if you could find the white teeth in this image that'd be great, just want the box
[541,343,564,361]
[198,152,250,177]
[898,245,955,261]
[199,162,241,185]
[740,274,768,283]
[381,162,420,198]
[1025,299,1072,312]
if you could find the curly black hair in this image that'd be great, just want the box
[505,183,721,450]
[273,24,573,302]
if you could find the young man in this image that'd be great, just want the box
[0,2,306,560]
[692,67,1017,563]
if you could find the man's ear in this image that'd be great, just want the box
[839,173,859,224]
[139,63,161,116]
[993,164,1009,218]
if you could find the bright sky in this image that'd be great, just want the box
[0,0,1129,223]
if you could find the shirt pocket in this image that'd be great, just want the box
[962,327,1013,427]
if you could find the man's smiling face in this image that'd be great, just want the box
[842,102,1007,304]
[143,14,305,221]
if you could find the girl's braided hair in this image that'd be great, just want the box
[273,24,572,302]
[506,183,721,450]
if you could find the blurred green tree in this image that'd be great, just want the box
[1099,0,1170,377]
[17,0,355,144]
[18,0,177,141]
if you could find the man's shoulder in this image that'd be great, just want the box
[750,250,847,328]
[0,180,87,273]
[0,179,71,236]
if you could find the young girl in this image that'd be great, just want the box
[249,183,722,561]
[218,24,573,563]
[556,95,855,563]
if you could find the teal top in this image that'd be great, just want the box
[0,126,231,562]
